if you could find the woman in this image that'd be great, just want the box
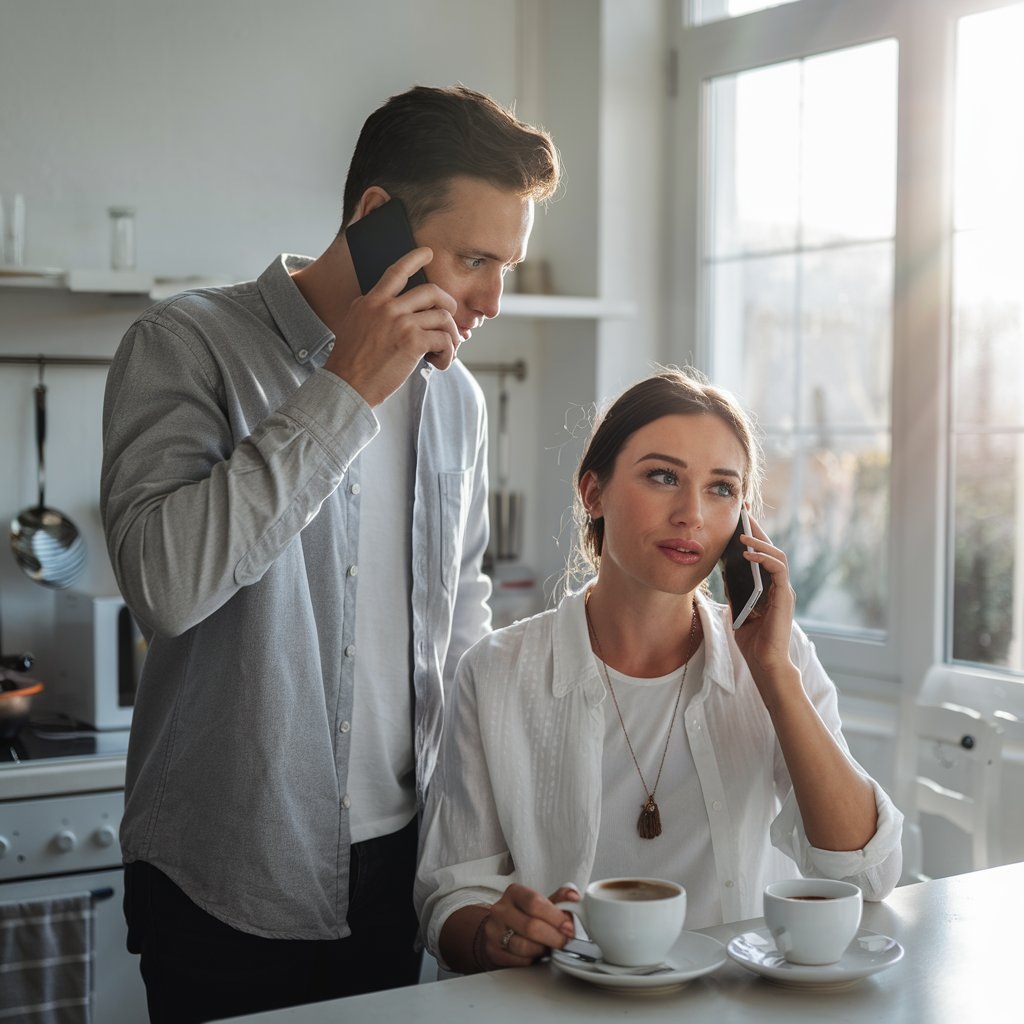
[415,368,903,974]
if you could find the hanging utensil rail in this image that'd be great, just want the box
[0,355,527,377]
[0,355,113,368]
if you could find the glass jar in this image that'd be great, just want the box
[108,206,136,271]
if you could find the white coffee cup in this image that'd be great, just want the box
[763,879,863,965]
[556,876,686,967]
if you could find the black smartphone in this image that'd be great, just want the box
[719,508,771,629]
[345,198,428,295]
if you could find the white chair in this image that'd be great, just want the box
[902,700,1003,883]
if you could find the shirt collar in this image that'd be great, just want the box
[552,585,605,703]
[257,254,335,364]
[552,585,737,700]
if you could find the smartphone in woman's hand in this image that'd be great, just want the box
[719,508,771,629]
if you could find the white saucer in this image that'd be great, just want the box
[550,931,727,994]
[727,926,904,990]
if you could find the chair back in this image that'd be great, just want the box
[913,701,1003,873]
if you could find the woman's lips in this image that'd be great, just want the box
[657,541,705,565]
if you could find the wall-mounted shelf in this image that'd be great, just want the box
[1,268,635,322]
[501,293,635,320]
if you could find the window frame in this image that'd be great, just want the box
[671,0,1021,696]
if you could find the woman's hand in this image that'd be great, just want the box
[438,883,581,974]
[731,514,800,702]
[470,883,579,971]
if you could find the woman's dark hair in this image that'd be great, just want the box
[571,367,763,576]
[341,84,560,229]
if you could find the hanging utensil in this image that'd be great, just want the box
[10,365,86,588]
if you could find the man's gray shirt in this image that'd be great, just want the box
[101,255,491,939]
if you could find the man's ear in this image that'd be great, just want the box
[348,186,392,227]
[579,470,602,519]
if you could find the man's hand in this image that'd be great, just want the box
[325,247,460,406]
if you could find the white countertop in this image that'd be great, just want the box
[219,862,1020,1024]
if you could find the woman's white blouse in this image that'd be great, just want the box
[415,586,904,965]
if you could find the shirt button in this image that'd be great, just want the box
[348,565,359,577]
[712,800,723,811]
[345,644,356,658]
[724,880,734,888]
[297,348,309,360]
[341,795,351,810]
[350,483,361,495]
[339,720,351,734]
[327,341,335,352]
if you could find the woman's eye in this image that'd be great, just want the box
[465,257,485,269]
[647,469,678,486]
[712,482,737,498]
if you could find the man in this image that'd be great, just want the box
[100,84,559,1023]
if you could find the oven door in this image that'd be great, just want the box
[1,868,147,1024]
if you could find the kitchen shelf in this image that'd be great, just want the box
[501,293,634,319]
[1,268,635,321]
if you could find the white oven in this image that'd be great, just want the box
[0,727,147,1023]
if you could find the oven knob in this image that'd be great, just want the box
[94,825,118,848]
[54,829,78,853]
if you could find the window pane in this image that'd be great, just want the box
[708,255,797,429]
[801,43,898,247]
[952,433,1023,668]
[709,64,800,256]
[690,0,798,27]
[801,244,893,431]
[955,4,1024,232]
[951,5,1024,672]
[760,435,890,633]
[705,40,897,637]
[953,231,1024,431]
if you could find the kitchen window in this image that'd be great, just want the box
[672,0,1024,688]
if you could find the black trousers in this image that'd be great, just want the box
[123,817,422,1024]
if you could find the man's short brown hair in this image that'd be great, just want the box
[341,84,560,230]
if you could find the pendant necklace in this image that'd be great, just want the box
[584,589,701,840]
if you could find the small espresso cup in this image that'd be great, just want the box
[763,879,863,966]
[556,876,686,967]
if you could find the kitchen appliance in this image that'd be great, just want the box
[44,592,146,730]
[0,723,146,1024]
[484,368,540,628]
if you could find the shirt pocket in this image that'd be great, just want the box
[438,468,472,593]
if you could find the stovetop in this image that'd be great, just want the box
[0,719,131,767]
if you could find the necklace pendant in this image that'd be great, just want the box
[637,796,662,839]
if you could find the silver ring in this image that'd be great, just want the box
[500,927,516,950]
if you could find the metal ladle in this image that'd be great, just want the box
[10,367,86,589]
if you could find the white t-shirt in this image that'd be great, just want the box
[348,379,416,844]
[591,645,720,925]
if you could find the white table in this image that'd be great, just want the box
[222,863,1019,1023]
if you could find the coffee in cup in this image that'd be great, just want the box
[556,876,686,967]
[763,879,863,966]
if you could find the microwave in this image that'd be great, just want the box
[47,593,148,730]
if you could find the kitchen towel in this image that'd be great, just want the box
[0,892,95,1023]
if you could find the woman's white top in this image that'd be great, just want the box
[415,586,904,966]
[589,646,719,923]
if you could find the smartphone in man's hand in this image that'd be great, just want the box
[345,198,428,295]
[719,507,771,629]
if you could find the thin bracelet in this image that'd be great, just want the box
[472,911,492,972]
